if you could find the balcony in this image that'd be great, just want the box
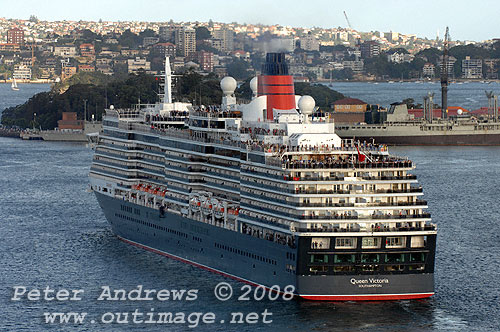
[293,187,423,195]
[296,213,431,221]
[295,224,436,233]
[283,160,413,170]
[296,200,427,208]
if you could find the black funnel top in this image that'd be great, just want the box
[262,52,289,75]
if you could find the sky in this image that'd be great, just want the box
[4,0,500,41]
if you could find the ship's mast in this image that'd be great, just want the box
[440,27,450,119]
[164,56,172,104]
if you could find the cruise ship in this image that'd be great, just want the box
[89,53,437,301]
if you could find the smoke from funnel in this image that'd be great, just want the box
[262,38,295,53]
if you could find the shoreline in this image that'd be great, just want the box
[1,80,54,84]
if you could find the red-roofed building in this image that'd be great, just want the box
[7,28,24,45]
[332,98,368,124]
[0,43,21,52]
[78,64,95,72]
[79,43,95,58]
[152,42,176,58]
[196,51,214,72]
[332,98,368,113]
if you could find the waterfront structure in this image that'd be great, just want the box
[462,56,482,79]
[422,63,435,78]
[89,53,437,300]
[438,55,456,78]
[332,98,368,124]
[61,65,77,81]
[57,112,83,130]
[12,65,31,80]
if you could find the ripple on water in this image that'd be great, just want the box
[1,140,500,331]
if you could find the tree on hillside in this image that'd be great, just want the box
[294,83,344,111]
[416,48,441,64]
[80,29,98,43]
[139,29,157,39]
[449,44,491,61]
[226,59,251,80]
[119,29,141,49]
[196,27,211,40]
[386,47,409,54]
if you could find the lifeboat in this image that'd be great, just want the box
[201,197,212,215]
[190,197,200,212]
[228,208,239,216]
[214,203,224,219]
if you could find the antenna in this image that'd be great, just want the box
[440,26,450,119]
[343,11,353,29]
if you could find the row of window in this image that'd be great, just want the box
[114,213,189,239]
[311,236,426,250]
[310,252,427,264]
[120,204,133,213]
[308,264,425,274]
[214,242,277,266]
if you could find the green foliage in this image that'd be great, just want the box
[1,72,159,129]
[387,47,409,54]
[139,29,157,39]
[119,29,141,49]
[449,44,491,61]
[80,29,98,43]
[195,27,211,40]
[226,59,251,80]
[294,83,344,111]
[365,54,427,79]
[52,71,111,93]
[175,71,222,105]
[196,42,219,54]
[491,41,500,59]
[328,68,354,80]
[415,47,441,64]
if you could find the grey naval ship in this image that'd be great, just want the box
[89,53,437,300]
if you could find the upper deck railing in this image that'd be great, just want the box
[104,108,414,169]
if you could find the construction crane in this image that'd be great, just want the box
[440,27,450,119]
[343,11,352,29]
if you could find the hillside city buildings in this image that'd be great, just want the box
[0,17,498,82]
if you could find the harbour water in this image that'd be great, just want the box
[0,83,51,118]
[1,85,499,331]
[328,81,500,111]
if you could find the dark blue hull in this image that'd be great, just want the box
[95,192,434,300]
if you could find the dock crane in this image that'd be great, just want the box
[440,27,450,119]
